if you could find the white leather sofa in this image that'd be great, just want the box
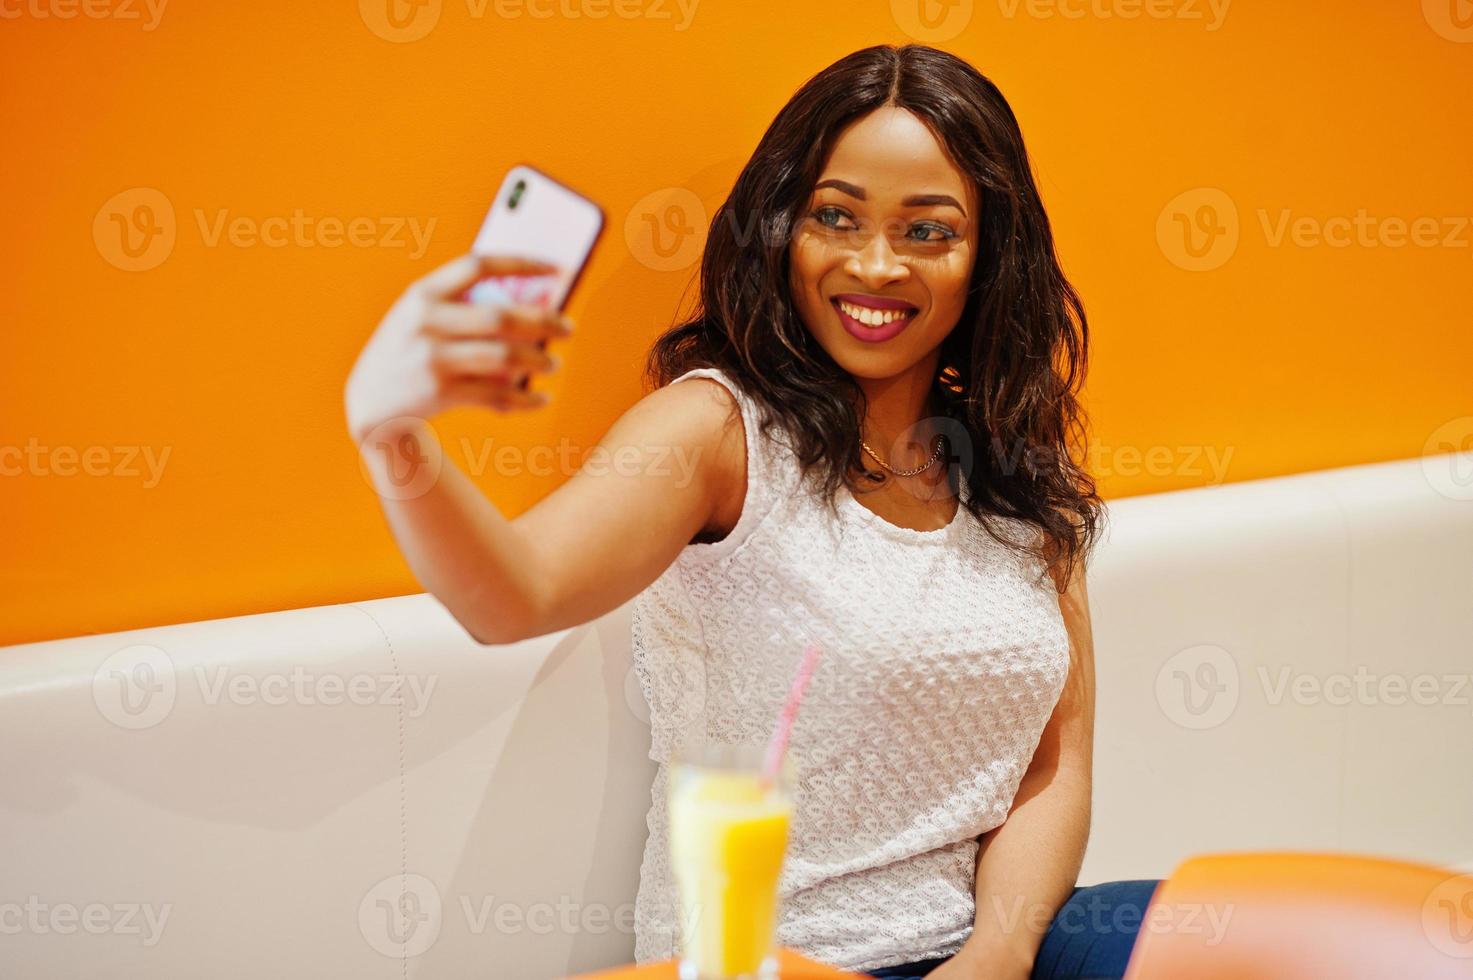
[3,453,1470,978]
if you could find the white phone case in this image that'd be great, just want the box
[467,164,604,313]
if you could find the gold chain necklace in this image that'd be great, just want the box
[860,433,946,478]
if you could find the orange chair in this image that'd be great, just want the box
[1123,852,1473,979]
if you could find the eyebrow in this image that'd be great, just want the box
[813,178,967,216]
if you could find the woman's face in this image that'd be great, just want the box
[788,105,980,381]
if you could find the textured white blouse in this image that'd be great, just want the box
[630,367,1072,973]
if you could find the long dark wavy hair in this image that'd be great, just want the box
[644,44,1103,593]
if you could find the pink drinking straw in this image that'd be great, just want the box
[759,641,823,790]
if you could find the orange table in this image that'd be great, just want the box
[568,948,868,978]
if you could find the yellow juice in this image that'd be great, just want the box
[669,767,791,979]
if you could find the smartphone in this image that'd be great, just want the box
[465,164,605,391]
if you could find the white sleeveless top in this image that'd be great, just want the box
[630,367,1071,973]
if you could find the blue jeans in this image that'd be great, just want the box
[861,879,1163,979]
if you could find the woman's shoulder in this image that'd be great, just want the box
[629,369,752,545]
[651,366,795,556]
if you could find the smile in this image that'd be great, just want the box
[830,294,919,344]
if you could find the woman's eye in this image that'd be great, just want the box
[812,206,855,230]
[909,222,956,243]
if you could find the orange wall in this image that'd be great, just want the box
[2,1,1470,646]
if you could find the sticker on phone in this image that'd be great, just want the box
[464,272,561,309]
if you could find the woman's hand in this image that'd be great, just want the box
[344,253,572,445]
[921,939,1033,980]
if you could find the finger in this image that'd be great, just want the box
[423,301,573,341]
[496,304,575,342]
[415,254,558,301]
[477,253,562,279]
[429,338,556,377]
[441,377,549,412]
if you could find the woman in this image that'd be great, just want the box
[345,44,1160,980]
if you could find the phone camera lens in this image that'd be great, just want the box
[509,180,527,210]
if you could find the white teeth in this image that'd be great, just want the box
[838,300,913,326]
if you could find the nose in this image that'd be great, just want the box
[843,227,909,289]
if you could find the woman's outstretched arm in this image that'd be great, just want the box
[347,253,745,646]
